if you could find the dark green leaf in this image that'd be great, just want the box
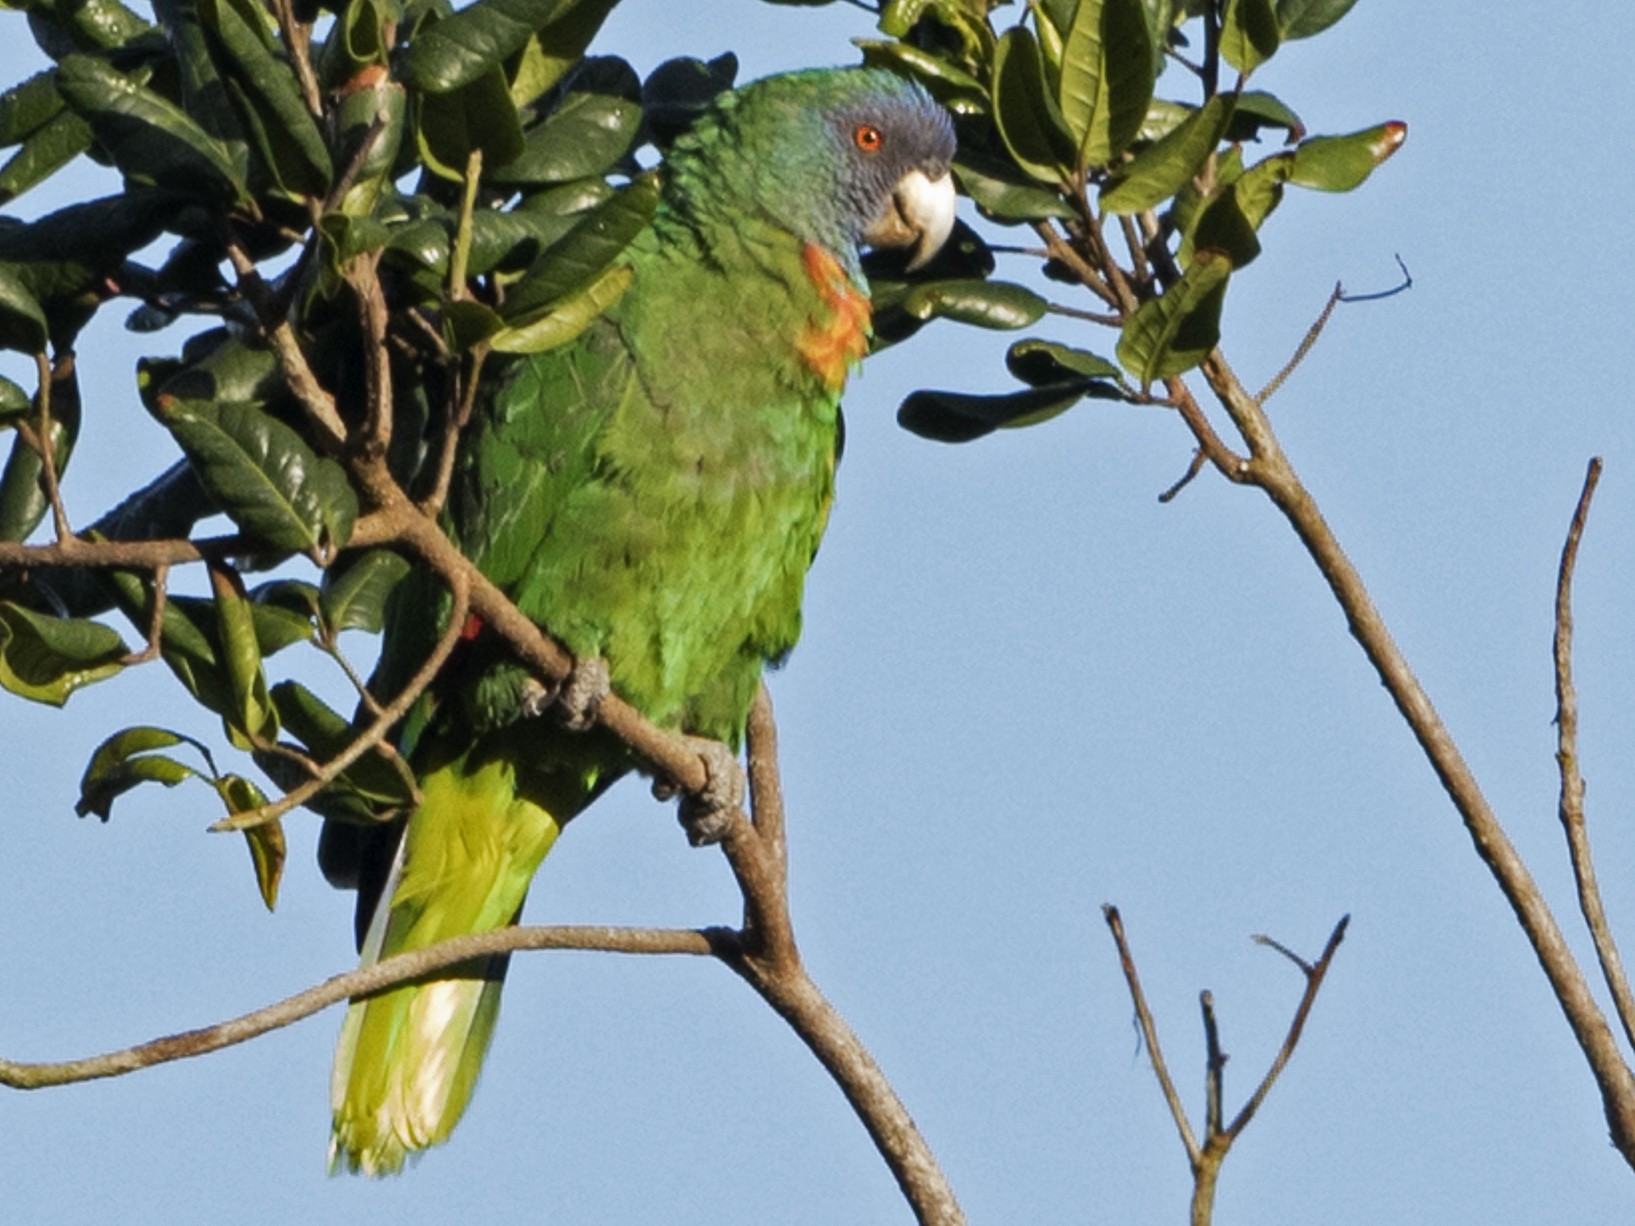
[153,397,358,554]
[1101,93,1232,214]
[247,579,319,653]
[0,264,48,352]
[200,0,332,198]
[1117,248,1232,383]
[506,0,622,109]
[898,383,1089,443]
[1006,337,1121,386]
[320,548,411,634]
[0,367,77,542]
[491,87,641,186]
[991,25,1073,185]
[415,65,525,180]
[1183,151,1291,266]
[0,70,68,146]
[403,0,577,94]
[896,278,1049,330]
[55,54,246,202]
[76,725,214,820]
[0,375,29,425]
[1221,0,1281,75]
[0,601,126,706]
[641,53,736,145]
[1289,121,1406,192]
[501,175,656,322]
[1058,0,1156,167]
[1276,0,1359,39]
[0,108,94,203]
[952,152,1073,223]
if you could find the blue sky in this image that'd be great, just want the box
[4,1,1635,1222]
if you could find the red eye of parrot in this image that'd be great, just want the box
[853,124,884,153]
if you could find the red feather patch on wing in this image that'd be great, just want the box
[797,243,872,390]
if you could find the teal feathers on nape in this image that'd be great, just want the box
[324,66,957,1175]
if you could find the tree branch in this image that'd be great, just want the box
[1552,458,1635,1052]
[1193,350,1635,1162]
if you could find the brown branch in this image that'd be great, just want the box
[1193,348,1635,1162]
[346,251,395,457]
[1103,904,1200,1165]
[0,515,395,573]
[119,562,168,665]
[0,924,716,1090]
[269,0,323,120]
[1256,282,1342,404]
[1553,458,1635,1051]
[1032,219,1119,310]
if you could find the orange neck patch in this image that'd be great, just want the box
[796,243,872,391]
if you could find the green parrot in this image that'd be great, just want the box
[320,66,957,1175]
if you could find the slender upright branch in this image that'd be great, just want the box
[1192,350,1635,1161]
[1553,458,1635,1052]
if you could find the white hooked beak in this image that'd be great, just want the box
[864,168,957,271]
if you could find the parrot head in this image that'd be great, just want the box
[664,67,958,277]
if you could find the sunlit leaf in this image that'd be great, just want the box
[1276,0,1360,39]
[1221,0,1281,75]
[76,725,211,820]
[320,548,412,635]
[1289,121,1406,191]
[0,601,126,706]
[1101,94,1232,214]
[1117,249,1232,383]
[1057,0,1155,167]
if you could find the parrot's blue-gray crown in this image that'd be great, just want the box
[666,66,959,276]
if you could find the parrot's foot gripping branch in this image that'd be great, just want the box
[517,656,611,730]
[673,738,746,847]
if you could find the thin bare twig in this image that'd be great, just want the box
[1553,458,1635,1052]
[119,563,169,665]
[0,924,717,1090]
[1103,905,1200,1164]
[1256,283,1342,405]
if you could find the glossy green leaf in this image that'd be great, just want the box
[247,579,319,654]
[501,176,656,322]
[403,0,578,94]
[1221,0,1281,75]
[333,76,407,217]
[0,70,67,145]
[1006,337,1121,386]
[54,54,246,202]
[1289,121,1406,191]
[1117,248,1232,383]
[416,65,525,181]
[153,397,358,554]
[953,153,1074,223]
[991,25,1073,185]
[1057,0,1156,167]
[506,0,622,109]
[897,278,1049,330]
[200,0,332,198]
[1101,93,1232,214]
[491,88,642,186]
[217,772,283,909]
[898,383,1089,443]
[0,191,176,325]
[208,560,278,748]
[76,725,212,820]
[1277,0,1359,39]
[0,108,94,203]
[491,259,632,353]
[56,0,154,50]
[320,548,412,635]
[0,601,126,706]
